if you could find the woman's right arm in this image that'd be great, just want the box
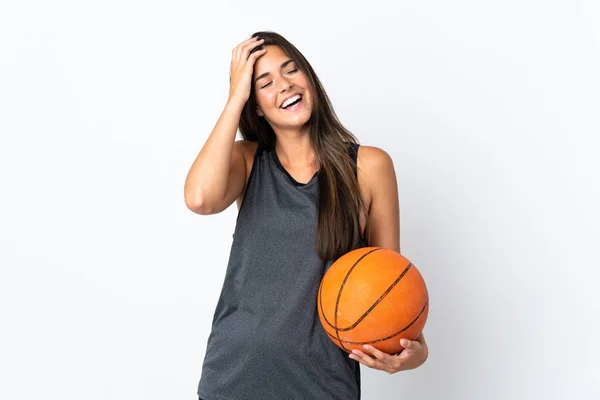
[184,101,247,215]
[183,36,266,215]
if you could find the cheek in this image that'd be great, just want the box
[304,92,313,111]
[295,77,309,91]
[254,93,270,111]
[295,76,312,108]
[257,91,277,108]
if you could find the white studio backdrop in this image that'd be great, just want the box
[1,1,599,399]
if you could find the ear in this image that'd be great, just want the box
[256,106,264,117]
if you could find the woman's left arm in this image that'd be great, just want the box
[350,145,429,374]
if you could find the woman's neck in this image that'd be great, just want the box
[273,127,316,168]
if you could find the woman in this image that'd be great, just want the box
[184,31,428,400]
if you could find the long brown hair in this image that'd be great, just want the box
[238,31,368,261]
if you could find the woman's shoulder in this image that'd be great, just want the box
[233,140,260,184]
[235,139,260,160]
[355,144,395,172]
[235,139,259,151]
[355,144,397,199]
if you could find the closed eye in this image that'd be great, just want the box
[259,70,297,89]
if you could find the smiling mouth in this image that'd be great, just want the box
[281,98,304,111]
[281,95,303,110]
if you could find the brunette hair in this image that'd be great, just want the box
[238,31,368,261]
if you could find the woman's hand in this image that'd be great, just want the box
[348,333,429,374]
[228,36,267,106]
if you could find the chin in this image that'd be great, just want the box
[268,106,313,130]
[280,114,312,129]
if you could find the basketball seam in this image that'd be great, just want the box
[325,300,429,348]
[333,248,382,352]
[319,253,414,331]
[322,261,415,331]
[338,262,414,332]
[318,248,426,353]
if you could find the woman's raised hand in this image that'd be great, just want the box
[228,37,267,106]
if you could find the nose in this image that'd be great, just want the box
[277,76,293,93]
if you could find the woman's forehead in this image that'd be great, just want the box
[254,45,292,71]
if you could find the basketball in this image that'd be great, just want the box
[317,247,429,355]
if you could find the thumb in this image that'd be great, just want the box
[400,338,416,350]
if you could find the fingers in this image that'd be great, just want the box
[396,339,423,364]
[350,339,427,374]
[399,338,421,352]
[248,46,267,61]
[349,348,387,371]
[241,38,265,63]
[232,37,264,65]
[362,345,394,363]
[229,45,266,82]
[232,37,257,63]
[227,37,267,102]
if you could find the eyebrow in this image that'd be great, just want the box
[254,60,296,84]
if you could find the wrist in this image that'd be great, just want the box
[226,96,247,111]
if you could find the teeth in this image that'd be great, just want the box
[281,94,301,108]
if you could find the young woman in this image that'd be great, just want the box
[184,31,428,400]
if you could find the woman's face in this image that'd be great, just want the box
[253,45,313,130]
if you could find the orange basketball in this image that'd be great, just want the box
[317,247,429,355]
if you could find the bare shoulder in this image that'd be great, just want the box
[235,139,259,174]
[356,145,396,180]
[356,144,397,207]
[234,140,259,208]
[235,139,259,159]
[356,144,400,250]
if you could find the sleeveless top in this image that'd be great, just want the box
[197,142,367,400]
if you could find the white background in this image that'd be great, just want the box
[1,1,599,399]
